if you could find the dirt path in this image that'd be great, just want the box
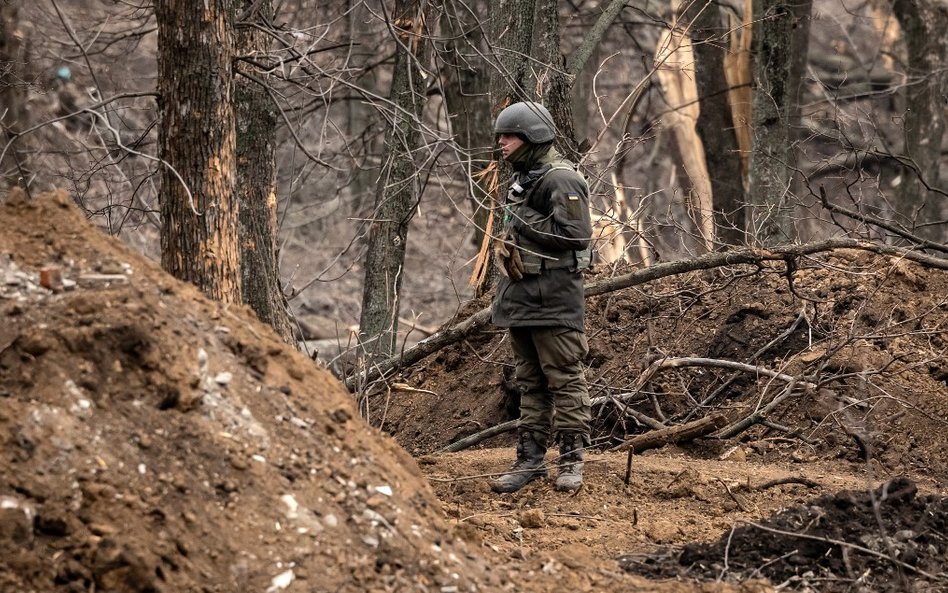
[424,447,943,590]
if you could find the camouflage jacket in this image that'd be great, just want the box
[491,148,592,330]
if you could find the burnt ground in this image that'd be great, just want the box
[1,190,947,593]
[631,477,948,592]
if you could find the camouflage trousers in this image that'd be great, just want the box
[508,326,591,447]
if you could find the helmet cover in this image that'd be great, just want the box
[494,102,556,143]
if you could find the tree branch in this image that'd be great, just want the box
[612,413,730,453]
[818,187,948,254]
[566,0,629,78]
[438,419,519,453]
[584,239,948,298]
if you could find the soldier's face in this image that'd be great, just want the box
[497,134,524,159]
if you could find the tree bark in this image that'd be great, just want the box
[156,0,241,304]
[683,0,746,248]
[0,0,28,191]
[534,0,580,160]
[235,0,294,342]
[488,0,538,107]
[358,0,435,359]
[439,3,494,255]
[747,0,812,246]
[891,0,948,243]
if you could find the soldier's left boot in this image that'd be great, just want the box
[555,433,585,492]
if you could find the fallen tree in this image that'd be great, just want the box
[345,238,948,390]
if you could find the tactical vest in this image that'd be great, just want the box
[504,161,592,275]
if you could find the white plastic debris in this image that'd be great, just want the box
[373,485,393,497]
[265,569,295,593]
[280,494,299,516]
[0,496,33,519]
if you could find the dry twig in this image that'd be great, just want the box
[752,476,821,491]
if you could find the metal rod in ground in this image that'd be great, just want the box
[624,447,634,485]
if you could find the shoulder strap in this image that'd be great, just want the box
[540,160,590,194]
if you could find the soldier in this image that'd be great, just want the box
[490,102,593,493]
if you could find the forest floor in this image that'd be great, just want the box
[1,191,947,593]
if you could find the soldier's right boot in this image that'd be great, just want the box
[491,432,547,493]
[554,433,585,492]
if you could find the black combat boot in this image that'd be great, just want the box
[555,433,584,492]
[491,432,547,493]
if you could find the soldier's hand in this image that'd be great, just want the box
[494,235,524,281]
[506,245,525,281]
[494,239,510,259]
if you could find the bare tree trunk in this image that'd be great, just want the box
[358,0,435,359]
[488,0,538,108]
[439,3,494,253]
[345,0,380,208]
[747,0,812,246]
[891,0,947,243]
[683,0,746,248]
[537,0,629,161]
[534,0,580,161]
[156,0,241,304]
[235,0,294,342]
[0,0,28,192]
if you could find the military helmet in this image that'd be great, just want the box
[494,102,556,143]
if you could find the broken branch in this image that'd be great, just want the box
[753,476,821,491]
[611,413,730,453]
[437,419,519,453]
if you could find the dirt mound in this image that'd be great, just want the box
[628,476,948,592]
[0,191,503,593]
[382,253,948,482]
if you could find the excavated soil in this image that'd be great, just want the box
[385,253,948,471]
[2,190,948,593]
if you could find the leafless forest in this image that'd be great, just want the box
[0,0,945,353]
